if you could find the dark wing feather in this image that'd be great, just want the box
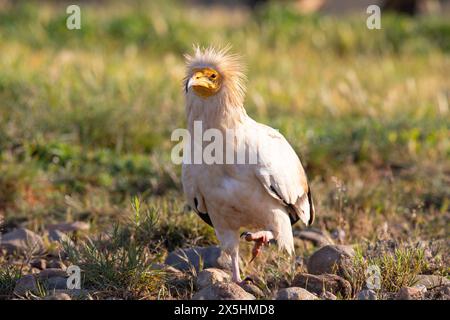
[270,185,315,226]
[193,197,214,227]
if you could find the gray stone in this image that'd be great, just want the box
[165,246,232,271]
[149,263,167,270]
[192,283,256,300]
[30,267,41,274]
[47,260,67,270]
[38,268,67,280]
[357,289,377,300]
[331,228,346,243]
[52,289,91,300]
[276,287,318,300]
[307,245,355,277]
[0,228,45,255]
[47,229,73,246]
[320,291,337,300]
[30,258,47,270]
[196,268,231,289]
[14,275,39,296]
[413,284,427,294]
[294,229,334,247]
[45,276,68,290]
[413,275,450,289]
[43,292,72,300]
[396,287,424,300]
[292,273,352,298]
[240,282,264,298]
[442,285,450,296]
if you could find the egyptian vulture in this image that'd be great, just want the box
[182,46,315,283]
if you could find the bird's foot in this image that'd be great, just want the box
[240,231,275,263]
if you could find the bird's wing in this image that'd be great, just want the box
[254,124,315,226]
[182,163,214,227]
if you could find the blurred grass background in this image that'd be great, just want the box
[0,0,448,246]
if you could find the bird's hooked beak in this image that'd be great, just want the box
[187,67,221,98]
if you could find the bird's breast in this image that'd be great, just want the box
[193,166,279,230]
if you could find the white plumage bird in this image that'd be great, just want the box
[182,46,315,283]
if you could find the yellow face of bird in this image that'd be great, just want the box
[188,67,222,98]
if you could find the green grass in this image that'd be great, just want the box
[350,244,428,298]
[0,266,22,299]
[0,0,449,299]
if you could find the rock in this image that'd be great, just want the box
[31,267,41,274]
[165,246,232,272]
[30,258,47,270]
[428,285,450,300]
[43,292,72,300]
[320,291,337,300]
[45,276,68,290]
[0,228,45,255]
[240,282,264,298]
[52,289,91,300]
[192,283,256,300]
[331,228,346,243]
[442,285,450,296]
[307,245,355,277]
[294,229,334,247]
[47,221,90,233]
[396,287,424,300]
[276,287,318,300]
[413,284,427,294]
[149,263,167,270]
[292,273,352,298]
[47,260,67,270]
[38,268,68,280]
[413,275,450,289]
[47,229,73,245]
[196,268,231,289]
[357,289,377,300]
[14,275,38,296]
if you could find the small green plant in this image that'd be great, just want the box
[130,197,159,246]
[350,243,426,296]
[0,266,22,299]
[63,199,166,299]
[373,247,426,293]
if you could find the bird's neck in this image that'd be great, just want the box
[186,94,248,132]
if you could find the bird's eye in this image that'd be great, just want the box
[211,74,217,79]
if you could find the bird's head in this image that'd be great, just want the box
[184,45,246,107]
[187,67,222,98]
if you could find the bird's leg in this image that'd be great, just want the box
[231,249,256,285]
[215,229,242,283]
[240,231,275,263]
[230,247,241,283]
